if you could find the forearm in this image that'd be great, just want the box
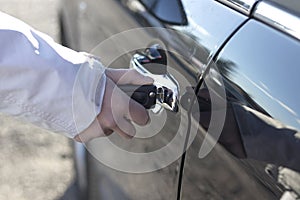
[0,12,106,138]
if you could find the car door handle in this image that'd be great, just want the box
[125,44,179,113]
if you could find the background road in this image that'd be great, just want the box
[0,1,77,199]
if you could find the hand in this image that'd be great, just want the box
[75,69,153,142]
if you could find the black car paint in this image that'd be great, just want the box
[59,0,300,199]
[181,11,300,200]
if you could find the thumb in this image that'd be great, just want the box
[106,68,153,85]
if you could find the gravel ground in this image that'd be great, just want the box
[0,1,76,200]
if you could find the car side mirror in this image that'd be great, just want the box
[140,0,187,25]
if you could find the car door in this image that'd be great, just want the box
[75,0,254,199]
[62,0,256,199]
[180,0,300,199]
[75,1,196,199]
[69,0,264,199]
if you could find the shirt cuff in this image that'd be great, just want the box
[71,55,106,137]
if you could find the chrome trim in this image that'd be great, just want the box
[254,1,300,41]
[130,53,180,113]
[216,0,257,15]
[73,142,88,195]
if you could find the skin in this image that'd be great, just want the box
[74,69,153,143]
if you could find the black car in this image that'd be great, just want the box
[59,0,300,199]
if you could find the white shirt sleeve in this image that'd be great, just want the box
[0,12,106,138]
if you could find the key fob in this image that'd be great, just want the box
[118,84,157,109]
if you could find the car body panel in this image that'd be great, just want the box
[170,0,248,74]
[216,19,300,195]
[181,18,300,199]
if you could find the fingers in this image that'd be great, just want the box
[75,75,150,143]
[109,83,150,126]
[106,68,154,85]
[126,98,150,125]
[97,101,138,139]
[113,118,136,139]
[108,79,149,137]
[75,113,137,143]
[74,118,108,143]
[106,69,151,125]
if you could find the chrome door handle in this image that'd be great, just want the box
[128,45,179,113]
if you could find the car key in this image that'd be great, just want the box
[118,84,157,109]
[118,84,179,112]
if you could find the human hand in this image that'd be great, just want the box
[75,69,153,142]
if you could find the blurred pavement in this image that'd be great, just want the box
[0,0,76,200]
